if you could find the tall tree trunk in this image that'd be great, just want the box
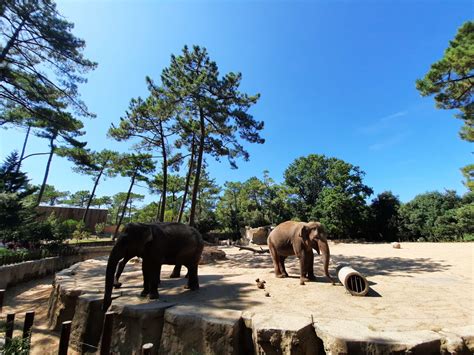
[82,168,104,224]
[171,191,176,221]
[0,18,26,64]
[155,193,162,222]
[114,206,121,225]
[36,136,55,206]
[114,170,137,239]
[16,124,31,173]
[159,121,168,222]
[189,111,205,227]
[178,136,195,223]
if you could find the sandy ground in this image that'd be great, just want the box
[2,242,473,353]
[2,276,59,354]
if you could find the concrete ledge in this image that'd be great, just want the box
[46,247,474,354]
[0,246,112,289]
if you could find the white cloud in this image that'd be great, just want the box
[359,110,408,135]
[369,132,410,151]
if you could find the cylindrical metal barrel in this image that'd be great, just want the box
[336,264,369,296]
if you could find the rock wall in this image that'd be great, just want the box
[46,260,474,355]
[0,246,112,289]
[49,262,474,355]
[244,226,272,245]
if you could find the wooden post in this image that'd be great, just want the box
[58,321,72,355]
[0,289,5,313]
[22,311,35,339]
[100,311,115,355]
[142,343,154,354]
[5,313,15,343]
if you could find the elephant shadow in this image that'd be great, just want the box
[330,254,452,278]
[148,273,264,311]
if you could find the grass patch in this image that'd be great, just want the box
[462,234,474,242]
[66,236,113,244]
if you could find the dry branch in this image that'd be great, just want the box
[238,246,270,254]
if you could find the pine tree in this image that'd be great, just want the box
[161,45,264,226]
[0,0,97,127]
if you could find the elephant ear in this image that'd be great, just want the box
[144,225,154,244]
[299,224,310,242]
[313,240,321,255]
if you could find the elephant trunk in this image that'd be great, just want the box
[317,239,335,285]
[102,243,124,311]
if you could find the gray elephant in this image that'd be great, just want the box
[112,223,182,289]
[102,222,203,311]
[267,221,334,285]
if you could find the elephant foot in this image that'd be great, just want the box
[149,292,159,300]
[307,275,317,282]
[139,289,149,297]
[300,277,310,285]
[276,274,287,278]
[184,284,199,291]
[113,282,122,289]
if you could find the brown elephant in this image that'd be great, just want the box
[267,221,334,285]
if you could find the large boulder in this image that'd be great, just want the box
[245,226,272,245]
[200,246,226,264]
[159,305,244,355]
[244,312,323,355]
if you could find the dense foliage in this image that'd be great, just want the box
[416,21,473,191]
[0,5,471,247]
[0,152,66,246]
[398,191,473,241]
[0,0,97,126]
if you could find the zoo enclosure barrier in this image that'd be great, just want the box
[0,246,79,267]
[0,294,151,354]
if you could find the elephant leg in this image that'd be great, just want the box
[305,250,317,281]
[140,258,151,297]
[269,242,286,278]
[148,263,161,300]
[279,256,289,277]
[169,264,182,278]
[157,263,162,285]
[184,264,199,290]
[114,256,131,288]
[299,253,309,285]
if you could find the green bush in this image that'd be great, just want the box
[72,221,91,241]
[62,219,79,235]
[0,335,31,354]
[95,222,106,235]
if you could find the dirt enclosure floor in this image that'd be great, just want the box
[3,241,474,353]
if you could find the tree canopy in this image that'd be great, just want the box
[160,45,264,225]
[416,21,473,191]
[283,154,373,238]
[0,0,97,127]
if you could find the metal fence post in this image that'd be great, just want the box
[58,320,72,355]
[100,311,115,355]
[22,311,35,340]
[5,313,15,344]
[0,289,5,313]
[142,343,154,354]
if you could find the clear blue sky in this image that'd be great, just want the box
[1,0,472,205]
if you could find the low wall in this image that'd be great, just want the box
[0,246,112,289]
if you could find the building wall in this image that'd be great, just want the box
[37,206,108,230]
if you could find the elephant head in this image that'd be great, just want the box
[301,222,334,284]
[102,223,153,311]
